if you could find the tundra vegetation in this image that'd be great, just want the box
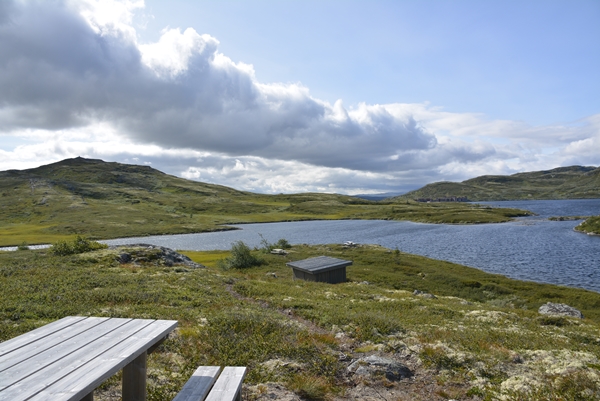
[397,165,600,202]
[0,157,531,247]
[1,242,599,400]
[576,216,600,236]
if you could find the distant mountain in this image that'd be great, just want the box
[396,166,600,201]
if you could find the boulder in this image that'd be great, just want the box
[538,302,583,319]
[117,253,132,264]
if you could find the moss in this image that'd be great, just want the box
[1,244,599,400]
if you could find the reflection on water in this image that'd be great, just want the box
[103,199,600,292]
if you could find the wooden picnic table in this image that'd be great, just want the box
[0,316,177,401]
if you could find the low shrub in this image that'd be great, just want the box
[287,373,331,400]
[219,241,262,269]
[51,235,108,256]
[258,234,292,253]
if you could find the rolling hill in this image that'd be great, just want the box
[397,166,600,201]
[0,157,530,246]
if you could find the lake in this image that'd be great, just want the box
[102,199,600,293]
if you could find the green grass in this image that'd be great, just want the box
[576,216,600,235]
[1,244,599,400]
[0,158,531,246]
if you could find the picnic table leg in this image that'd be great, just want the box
[81,392,93,401]
[122,352,147,401]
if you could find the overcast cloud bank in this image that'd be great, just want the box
[0,0,598,194]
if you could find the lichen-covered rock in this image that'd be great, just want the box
[111,244,204,268]
[538,302,583,319]
[347,355,412,381]
[413,289,437,299]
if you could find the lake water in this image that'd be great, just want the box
[101,199,600,293]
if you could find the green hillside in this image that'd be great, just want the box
[397,165,600,201]
[0,158,530,246]
[2,243,599,400]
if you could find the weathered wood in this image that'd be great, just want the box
[0,316,88,358]
[204,367,246,401]
[172,366,221,401]
[0,317,177,401]
[81,392,93,401]
[287,256,351,284]
[0,318,132,393]
[122,352,147,401]
[0,317,107,373]
[29,319,177,401]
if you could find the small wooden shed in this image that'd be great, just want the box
[286,256,352,284]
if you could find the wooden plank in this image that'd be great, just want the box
[28,319,177,401]
[0,318,133,392]
[122,352,147,401]
[204,367,246,401]
[8,318,150,400]
[0,316,87,358]
[172,366,221,401]
[0,317,108,373]
[81,393,93,401]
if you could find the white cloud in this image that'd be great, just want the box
[140,28,219,78]
[0,0,598,194]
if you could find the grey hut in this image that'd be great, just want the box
[286,256,352,284]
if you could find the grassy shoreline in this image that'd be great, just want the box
[575,216,600,235]
[1,243,598,400]
[0,158,532,247]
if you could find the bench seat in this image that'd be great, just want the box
[173,366,246,401]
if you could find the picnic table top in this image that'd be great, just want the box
[0,316,177,401]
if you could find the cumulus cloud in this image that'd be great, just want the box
[0,0,434,170]
[0,0,598,194]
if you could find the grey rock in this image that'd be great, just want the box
[347,355,412,381]
[110,244,204,268]
[413,290,437,299]
[118,253,132,264]
[354,365,370,376]
[538,302,583,319]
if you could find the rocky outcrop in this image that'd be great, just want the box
[538,302,583,319]
[110,244,204,269]
[347,355,412,381]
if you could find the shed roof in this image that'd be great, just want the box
[286,256,352,274]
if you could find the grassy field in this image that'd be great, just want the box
[2,243,599,400]
[0,157,531,247]
[397,165,600,201]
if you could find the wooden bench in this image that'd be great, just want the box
[0,316,178,401]
[173,366,246,401]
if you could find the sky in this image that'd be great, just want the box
[0,0,599,195]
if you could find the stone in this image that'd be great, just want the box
[413,289,437,299]
[347,355,412,381]
[538,302,583,319]
[117,253,131,264]
[110,244,204,268]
